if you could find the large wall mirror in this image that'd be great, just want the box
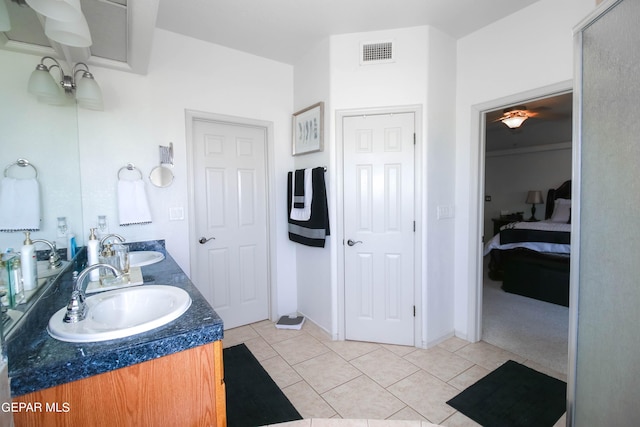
[0,49,84,337]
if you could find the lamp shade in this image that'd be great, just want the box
[525,190,544,205]
[75,72,103,110]
[45,15,92,47]
[0,0,10,32]
[27,65,60,98]
[25,0,82,22]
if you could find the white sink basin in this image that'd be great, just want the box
[129,251,165,267]
[48,285,191,343]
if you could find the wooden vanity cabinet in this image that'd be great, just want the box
[12,340,226,427]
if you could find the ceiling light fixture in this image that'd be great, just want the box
[500,107,529,129]
[28,56,103,110]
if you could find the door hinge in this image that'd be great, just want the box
[413,133,416,145]
[413,221,416,232]
[413,305,416,317]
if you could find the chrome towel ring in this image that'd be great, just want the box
[3,158,38,179]
[117,163,143,180]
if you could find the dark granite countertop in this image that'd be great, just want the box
[7,240,223,397]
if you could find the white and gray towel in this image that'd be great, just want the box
[117,179,152,226]
[289,168,312,221]
[0,177,41,232]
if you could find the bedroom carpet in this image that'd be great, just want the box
[446,360,567,427]
[482,265,569,375]
[224,343,303,427]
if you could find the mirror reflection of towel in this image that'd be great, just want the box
[118,179,152,226]
[0,177,41,232]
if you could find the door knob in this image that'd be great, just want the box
[347,239,363,246]
[199,237,215,244]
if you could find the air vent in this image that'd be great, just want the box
[360,41,394,65]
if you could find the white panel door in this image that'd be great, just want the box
[192,119,269,330]
[343,113,415,345]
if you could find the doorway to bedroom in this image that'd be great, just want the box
[480,90,573,376]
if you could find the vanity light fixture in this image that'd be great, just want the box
[25,0,92,47]
[27,56,103,110]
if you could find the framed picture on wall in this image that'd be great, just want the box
[292,102,324,156]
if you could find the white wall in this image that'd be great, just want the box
[292,38,334,333]
[328,26,457,346]
[454,0,595,340]
[76,29,298,318]
[484,145,572,238]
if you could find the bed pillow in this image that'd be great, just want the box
[550,198,571,223]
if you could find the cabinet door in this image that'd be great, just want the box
[13,341,226,427]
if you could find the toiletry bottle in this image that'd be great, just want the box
[8,256,24,307]
[99,243,116,273]
[21,231,38,292]
[87,228,100,282]
[67,232,77,259]
[0,257,8,306]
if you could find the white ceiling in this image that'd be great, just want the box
[154,0,540,65]
[2,0,541,68]
[3,0,572,150]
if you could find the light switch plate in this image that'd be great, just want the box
[169,207,184,221]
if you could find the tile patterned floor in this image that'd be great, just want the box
[223,320,567,427]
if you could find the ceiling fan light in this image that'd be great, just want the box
[501,115,528,129]
[25,0,83,22]
[45,15,92,47]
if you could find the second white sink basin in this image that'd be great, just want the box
[48,285,191,343]
[129,251,165,267]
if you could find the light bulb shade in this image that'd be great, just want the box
[75,74,103,110]
[0,0,11,32]
[27,66,60,98]
[45,15,92,47]
[25,0,82,22]
[38,89,71,106]
[501,115,528,129]
[525,191,544,205]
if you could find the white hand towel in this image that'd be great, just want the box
[289,168,313,221]
[118,179,152,226]
[0,177,41,232]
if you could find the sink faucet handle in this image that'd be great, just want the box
[63,290,87,323]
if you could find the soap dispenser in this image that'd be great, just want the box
[87,228,100,282]
[21,231,38,291]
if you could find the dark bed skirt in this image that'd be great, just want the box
[490,248,570,307]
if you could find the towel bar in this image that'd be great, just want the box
[3,158,38,179]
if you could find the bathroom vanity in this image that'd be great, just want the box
[6,242,226,426]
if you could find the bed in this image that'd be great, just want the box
[484,180,572,306]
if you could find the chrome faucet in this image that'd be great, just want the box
[99,233,125,248]
[63,263,122,323]
[32,239,63,269]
